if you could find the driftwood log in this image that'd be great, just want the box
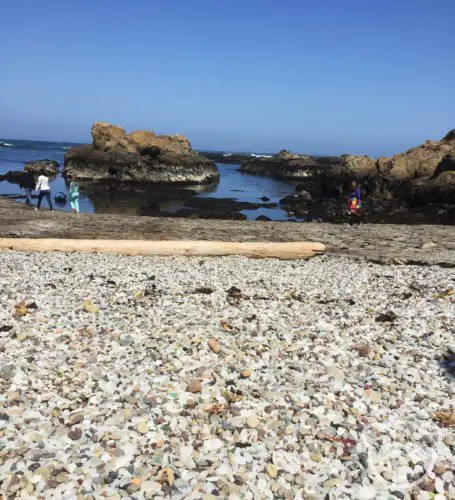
[0,239,326,260]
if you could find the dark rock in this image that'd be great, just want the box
[0,171,31,186]
[280,190,312,206]
[255,215,272,221]
[105,471,118,484]
[240,149,330,180]
[24,159,59,176]
[68,427,83,440]
[193,287,214,294]
[0,325,13,332]
[0,412,9,421]
[175,208,247,221]
[280,194,299,205]
[295,189,312,202]
[199,151,257,164]
[227,286,242,296]
[376,311,398,323]
[173,197,277,221]
[184,197,277,211]
[260,196,270,201]
[63,122,219,185]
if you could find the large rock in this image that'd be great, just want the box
[315,130,455,221]
[63,122,219,185]
[257,130,455,223]
[24,159,59,176]
[329,130,455,191]
[0,171,33,185]
[239,149,337,180]
[410,155,455,205]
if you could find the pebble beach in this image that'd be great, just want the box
[0,251,454,499]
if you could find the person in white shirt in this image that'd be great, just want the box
[35,172,54,211]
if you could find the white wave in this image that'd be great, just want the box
[61,146,71,150]
[0,142,13,147]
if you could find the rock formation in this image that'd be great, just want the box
[322,130,455,202]
[277,130,455,223]
[0,171,29,185]
[63,122,219,185]
[239,149,342,180]
[24,159,59,177]
[241,150,318,179]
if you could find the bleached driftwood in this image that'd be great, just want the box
[0,239,326,260]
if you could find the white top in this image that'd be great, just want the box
[35,175,50,191]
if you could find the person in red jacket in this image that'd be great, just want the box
[347,181,362,214]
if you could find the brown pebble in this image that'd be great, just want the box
[127,483,141,494]
[208,339,221,354]
[240,370,252,378]
[68,427,82,440]
[420,479,435,492]
[351,344,371,357]
[187,379,202,393]
[433,464,446,474]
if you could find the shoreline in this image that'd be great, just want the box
[1,198,455,267]
[1,199,454,498]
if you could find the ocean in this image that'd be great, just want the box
[0,139,298,220]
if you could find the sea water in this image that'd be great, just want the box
[0,139,298,220]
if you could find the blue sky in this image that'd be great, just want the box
[1,0,454,156]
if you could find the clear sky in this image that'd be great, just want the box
[1,0,454,156]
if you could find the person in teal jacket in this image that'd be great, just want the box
[69,179,80,213]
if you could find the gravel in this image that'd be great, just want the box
[0,250,454,499]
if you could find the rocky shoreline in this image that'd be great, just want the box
[1,198,455,267]
[2,127,454,223]
[239,133,455,224]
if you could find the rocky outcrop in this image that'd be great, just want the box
[277,130,455,223]
[239,149,343,184]
[240,150,322,179]
[0,171,33,185]
[63,122,219,185]
[323,130,455,202]
[24,159,59,177]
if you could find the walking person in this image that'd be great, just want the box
[19,172,35,208]
[346,180,362,225]
[347,181,362,214]
[69,178,80,213]
[34,171,54,211]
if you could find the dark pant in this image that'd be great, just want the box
[24,188,33,207]
[37,190,53,210]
